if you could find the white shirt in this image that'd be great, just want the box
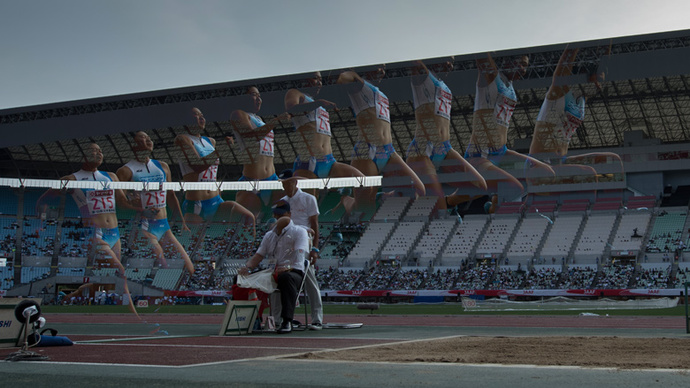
[256,220,309,272]
[411,72,452,120]
[123,159,167,209]
[474,72,517,127]
[70,169,116,217]
[281,188,319,228]
[177,134,219,181]
[291,94,332,136]
[347,81,390,122]
[536,90,585,143]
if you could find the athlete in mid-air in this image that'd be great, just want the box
[116,131,195,275]
[175,107,255,236]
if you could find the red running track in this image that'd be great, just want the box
[2,314,683,366]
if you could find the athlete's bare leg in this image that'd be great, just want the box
[407,155,446,210]
[380,153,426,198]
[159,230,195,274]
[92,239,139,318]
[442,149,487,207]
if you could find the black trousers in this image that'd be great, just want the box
[276,270,304,321]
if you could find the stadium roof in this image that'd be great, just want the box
[1,29,689,180]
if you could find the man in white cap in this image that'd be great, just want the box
[278,169,323,330]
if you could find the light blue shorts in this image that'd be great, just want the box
[353,141,395,173]
[93,227,120,249]
[239,173,279,206]
[407,139,453,171]
[293,154,336,178]
[182,195,224,220]
[141,217,171,241]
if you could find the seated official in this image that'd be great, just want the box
[238,204,309,334]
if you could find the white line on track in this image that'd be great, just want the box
[20,358,690,373]
[78,342,322,351]
[23,333,689,372]
[281,358,690,373]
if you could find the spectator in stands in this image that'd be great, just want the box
[336,68,425,204]
[467,52,552,200]
[561,266,596,289]
[490,267,525,290]
[36,143,138,316]
[278,170,323,330]
[524,267,561,289]
[455,264,495,290]
[116,131,194,275]
[327,268,363,290]
[284,72,367,209]
[390,268,426,290]
[528,46,623,188]
[174,107,255,235]
[597,264,634,289]
[238,212,310,334]
[406,59,486,211]
[425,268,460,290]
[359,264,399,290]
[185,261,216,290]
[227,86,289,216]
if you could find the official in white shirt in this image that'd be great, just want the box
[239,203,309,334]
[278,169,324,330]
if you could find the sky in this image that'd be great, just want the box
[1,0,690,110]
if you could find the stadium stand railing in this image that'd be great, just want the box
[413,219,457,264]
[20,266,50,283]
[474,217,519,256]
[345,222,396,267]
[573,213,617,263]
[539,214,584,262]
[645,210,688,253]
[151,268,184,290]
[379,221,426,263]
[441,215,488,265]
[0,266,14,290]
[371,196,410,222]
[506,216,551,261]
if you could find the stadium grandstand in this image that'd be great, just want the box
[1,29,690,305]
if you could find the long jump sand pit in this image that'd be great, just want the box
[297,335,690,369]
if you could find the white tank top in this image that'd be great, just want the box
[177,134,220,182]
[234,113,274,160]
[291,94,332,136]
[536,91,585,143]
[474,73,517,127]
[348,81,390,123]
[411,73,452,120]
[70,169,116,217]
[123,159,167,209]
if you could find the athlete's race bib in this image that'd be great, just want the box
[435,85,452,120]
[199,163,219,182]
[494,77,517,127]
[560,112,582,141]
[87,189,115,215]
[260,131,275,157]
[315,107,331,136]
[494,96,516,127]
[141,190,166,209]
[375,91,391,122]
